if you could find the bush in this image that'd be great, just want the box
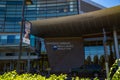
[112,67,120,80]
[2,62,120,80]
[0,70,93,80]
[109,59,120,79]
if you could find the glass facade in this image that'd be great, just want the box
[36,0,78,19]
[0,0,79,73]
[0,0,78,33]
[0,34,20,45]
[0,0,78,45]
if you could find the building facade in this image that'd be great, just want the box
[0,0,105,73]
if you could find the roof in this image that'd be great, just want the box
[30,6,120,38]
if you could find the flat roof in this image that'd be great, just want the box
[30,6,120,38]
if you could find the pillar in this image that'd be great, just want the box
[113,28,120,67]
[113,29,120,60]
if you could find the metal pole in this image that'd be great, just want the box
[113,28,120,66]
[27,52,30,72]
[103,28,109,79]
[17,0,25,73]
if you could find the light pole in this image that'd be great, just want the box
[17,0,32,73]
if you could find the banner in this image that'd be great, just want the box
[23,21,31,45]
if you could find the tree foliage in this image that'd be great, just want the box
[99,55,105,69]
[93,55,99,64]
[86,56,92,64]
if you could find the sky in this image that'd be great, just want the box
[91,0,120,7]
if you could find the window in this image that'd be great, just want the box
[0,35,1,43]
[1,35,7,44]
[15,35,20,43]
[6,53,14,56]
[30,35,35,47]
[7,35,15,44]
[6,1,22,5]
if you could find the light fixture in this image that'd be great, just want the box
[26,0,33,5]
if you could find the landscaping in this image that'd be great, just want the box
[0,70,97,80]
[0,59,120,80]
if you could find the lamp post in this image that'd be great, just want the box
[17,0,32,73]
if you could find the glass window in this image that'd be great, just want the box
[15,35,20,43]
[30,35,35,47]
[7,35,15,44]
[6,53,15,56]
[6,1,22,5]
[1,0,78,33]
[15,35,20,39]
[4,29,15,32]
[0,35,1,43]
[1,35,7,39]
[1,35,7,44]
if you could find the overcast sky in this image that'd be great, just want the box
[91,0,120,7]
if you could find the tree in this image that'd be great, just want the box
[93,55,99,64]
[99,55,105,69]
[109,51,115,67]
[86,56,92,64]
[109,45,115,68]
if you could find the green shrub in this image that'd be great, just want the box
[112,67,120,80]
[93,77,99,80]
[109,59,119,79]
[0,71,92,80]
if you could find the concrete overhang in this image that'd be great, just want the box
[30,5,120,38]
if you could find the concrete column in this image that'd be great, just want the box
[113,29,120,60]
[103,28,109,79]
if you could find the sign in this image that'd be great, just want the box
[46,42,74,50]
[23,21,31,45]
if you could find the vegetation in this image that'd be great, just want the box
[0,59,120,80]
[0,70,100,80]
[112,67,120,80]
[84,53,115,70]
[93,55,99,64]
[99,55,105,69]
[109,59,120,80]
[85,56,92,65]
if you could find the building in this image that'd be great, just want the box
[0,0,105,73]
[30,5,120,72]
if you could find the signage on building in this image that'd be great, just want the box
[23,21,31,45]
[46,42,74,50]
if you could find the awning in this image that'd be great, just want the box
[30,5,120,38]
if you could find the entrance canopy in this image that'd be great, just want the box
[30,6,120,38]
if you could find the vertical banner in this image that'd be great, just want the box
[23,21,31,45]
